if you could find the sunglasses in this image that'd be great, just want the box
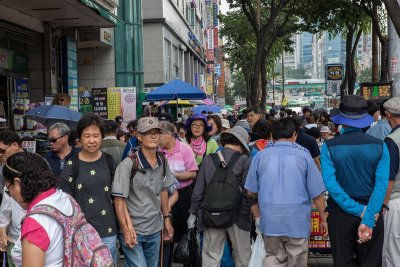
[49,135,65,143]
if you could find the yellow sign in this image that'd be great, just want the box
[206,74,213,95]
[107,87,121,120]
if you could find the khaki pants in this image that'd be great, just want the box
[202,224,251,267]
[263,236,309,267]
[383,198,400,267]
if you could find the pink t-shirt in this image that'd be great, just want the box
[159,140,198,189]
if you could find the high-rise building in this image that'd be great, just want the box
[142,0,207,92]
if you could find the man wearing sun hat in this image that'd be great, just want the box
[321,95,390,267]
[381,96,400,266]
[112,117,175,267]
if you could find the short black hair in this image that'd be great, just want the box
[380,99,389,117]
[104,120,117,133]
[252,119,271,140]
[77,114,106,139]
[367,101,379,116]
[0,130,22,146]
[3,152,57,203]
[270,118,296,140]
[306,127,321,139]
[290,115,304,132]
[149,101,155,106]
[207,114,223,135]
[220,133,245,151]
[245,107,260,115]
[115,116,123,123]
[127,120,138,131]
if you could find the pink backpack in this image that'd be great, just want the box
[26,195,114,267]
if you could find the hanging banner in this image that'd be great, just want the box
[214,28,219,49]
[213,4,219,26]
[92,88,108,118]
[207,29,214,50]
[121,87,136,122]
[107,87,122,120]
[206,74,213,95]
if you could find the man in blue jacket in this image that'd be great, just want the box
[321,95,390,267]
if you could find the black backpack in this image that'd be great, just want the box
[202,151,242,229]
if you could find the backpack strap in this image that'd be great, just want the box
[210,152,223,169]
[227,152,242,169]
[157,151,167,177]
[129,152,140,179]
[71,153,80,197]
[104,153,115,181]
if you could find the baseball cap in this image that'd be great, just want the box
[137,117,162,133]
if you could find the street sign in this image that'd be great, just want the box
[360,82,392,101]
[325,64,344,96]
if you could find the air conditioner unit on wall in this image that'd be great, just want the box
[77,28,114,49]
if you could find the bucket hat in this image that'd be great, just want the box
[331,95,374,128]
[221,126,250,151]
[185,114,212,132]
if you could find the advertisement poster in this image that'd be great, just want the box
[309,202,331,251]
[121,87,136,122]
[206,74,213,95]
[325,64,343,96]
[79,96,93,114]
[22,141,36,153]
[92,88,108,118]
[107,87,122,120]
[15,78,29,99]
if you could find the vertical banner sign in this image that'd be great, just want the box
[207,29,215,62]
[92,88,108,118]
[213,4,219,26]
[121,87,136,122]
[214,28,219,49]
[206,74,213,94]
[325,64,343,96]
[107,87,122,120]
[62,36,79,111]
[15,78,29,99]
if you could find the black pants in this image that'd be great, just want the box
[328,210,384,267]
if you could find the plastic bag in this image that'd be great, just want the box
[173,228,201,265]
[248,233,266,267]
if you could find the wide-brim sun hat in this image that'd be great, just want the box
[185,114,212,132]
[221,126,250,151]
[331,95,374,128]
[320,126,330,133]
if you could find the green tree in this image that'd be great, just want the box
[358,67,372,83]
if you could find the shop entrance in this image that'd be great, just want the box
[0,74,14,127]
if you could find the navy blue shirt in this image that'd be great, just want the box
[296,129,320,158]
[384,124,400,180]
[44,146,81,177]
[122,136,138,160]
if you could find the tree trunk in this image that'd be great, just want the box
[260,48,267,117]
[380,38,389,81]
[348,29,363,95]
[341,26,355,98]
[249,38,264,109]
[371,4,379,82]
[383,0,400,38]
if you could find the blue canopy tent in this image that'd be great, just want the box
[147,79,206,100]
[147,79,206,118]
[192,105,222,114]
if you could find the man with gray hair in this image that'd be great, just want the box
[44,122,80,177]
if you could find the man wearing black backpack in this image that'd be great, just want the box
[188,126,257,267]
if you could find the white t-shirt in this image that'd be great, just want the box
[12,188,73,267]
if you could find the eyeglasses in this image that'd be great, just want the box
[191,124,205,129]
[0,146,10,155]
[49,135,65,143]
[142,131,161,137]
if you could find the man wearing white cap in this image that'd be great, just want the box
[382,97,400,267]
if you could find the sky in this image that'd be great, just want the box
[220,0,229,15]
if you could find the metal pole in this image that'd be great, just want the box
[282,53,285,101]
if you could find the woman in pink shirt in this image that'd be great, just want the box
[159,121,198,258]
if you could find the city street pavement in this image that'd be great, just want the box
[117,257,334,266]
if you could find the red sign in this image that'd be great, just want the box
[309,203,331,250]
[214,28,219,49]
[207,49,214,62]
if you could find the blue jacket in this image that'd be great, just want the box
[122,136,138,160]
[321,127,390,228]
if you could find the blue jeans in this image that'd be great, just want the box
[101,235,117,264]
[118,231,161,267]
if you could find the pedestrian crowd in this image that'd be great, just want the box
[0,95,399,267]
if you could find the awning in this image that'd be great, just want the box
[0,0,123,29]
[79,0,123,26]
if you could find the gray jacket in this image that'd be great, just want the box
[189,147,255,231]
